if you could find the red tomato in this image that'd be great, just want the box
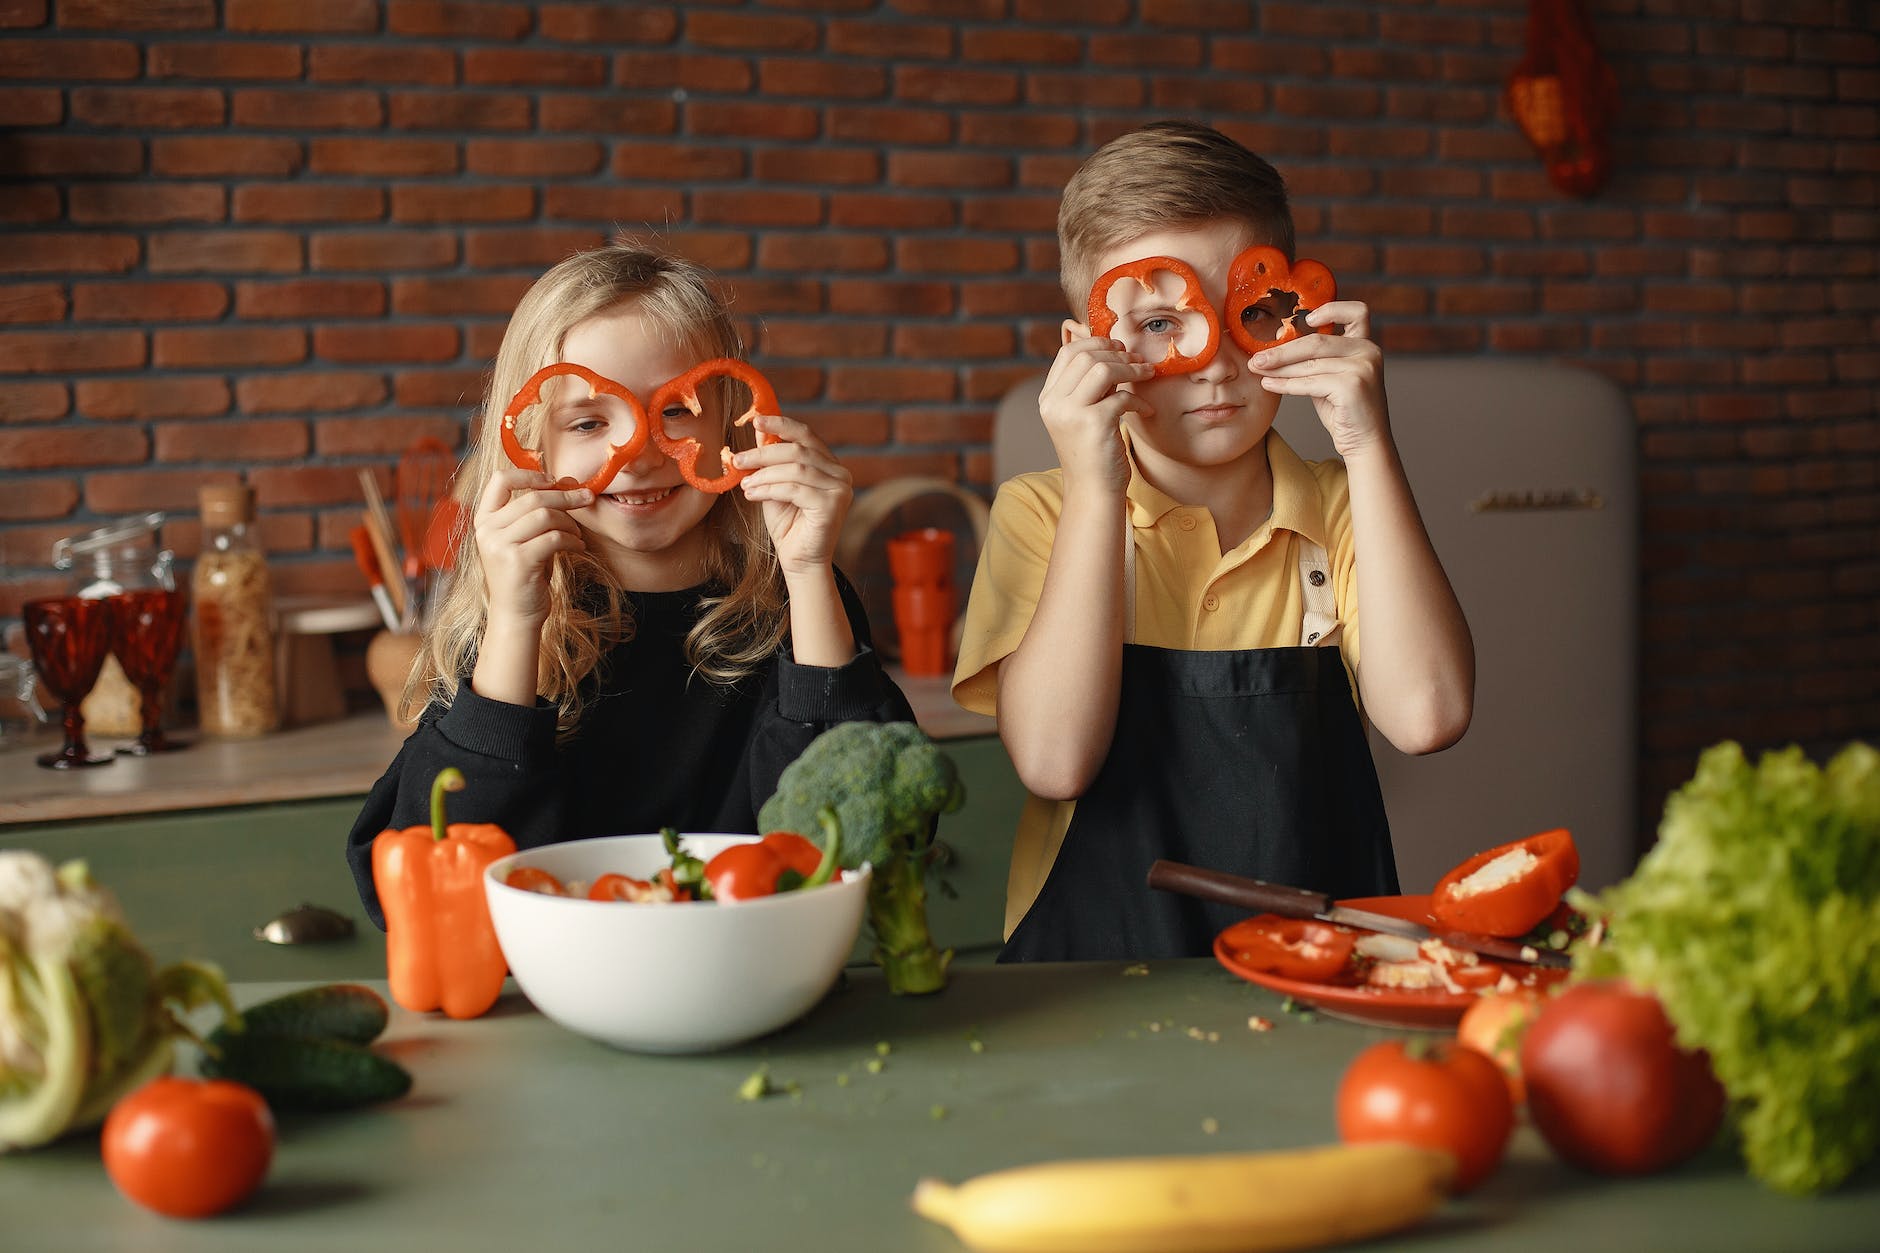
[703,842,790,901]
[1336,1039,1514,1193]
[504,866,565,896]
[1520,980,1726,1175]
[1458,989,1544,1105]
[759,831,825,880]
[102,1077,275,1218]
[1219,914,1358,982]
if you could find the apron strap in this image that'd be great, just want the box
[1123,509,1137,644]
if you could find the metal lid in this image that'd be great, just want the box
[50,512,166,569]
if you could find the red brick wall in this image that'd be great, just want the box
[1,0,1875,831]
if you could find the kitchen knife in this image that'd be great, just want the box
[1145,859,1573,969]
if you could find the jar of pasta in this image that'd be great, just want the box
[51,511,174,738]
[191,483,279,736]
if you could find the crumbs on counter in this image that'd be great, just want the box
[1122,963,1150,976]
[1201,1117,1220,1135]
[1247,1016,1274,1032]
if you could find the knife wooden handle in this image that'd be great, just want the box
[1145,860,1334,919]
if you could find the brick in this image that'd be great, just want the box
[2,134,140,175]
[152,326,304,368]
[542,97,675,135]
[0,37,138,79]
[757,233,886,272]
[0,282,63,323]
[464,226,605,269]
[390,91,530,130]
[894,323,1015,361]
[789,407,885,447]
[231,184,386,225]
[245,463,376,508]
[958,109,1077,149]
[0,380,67,422]
[310,230,456,272]
[959,279,1067,317]
[959,28,1079,64]
[721,278,819,316]
[58,0,213,30]
[658,230,752,272]
[687,9,817,51]
[612,50,751,93]
[314,414,465,456]
[238,371,387,414]
[387,0,532,40]
[752,146,879,186]
[467,137,603,177]
[71,85,223,127]
[0,477,77,520]
[314,323,459,363]
[0,328,142,372]
[826,364,954,404]
[463,47,606,87]
[0,85,59,124]
[1149,76,1266,116]
[76,376,227,420]
[888,151,1012,190]
[148,40,303,81]
[309,43,456,85]
[542,186,684,224]
[539,4,675,43]
[72,280,227,322]
[234,278,384,319]
[842,450,961,488]
[65,184,220,226]
[392,184,532,223]
[146,230,300,275]
[308,137,456,177]
[83,468,234,514]
[151,135,302,177]
[155,416,309,461]
[826,19,950,59]
[687,99,819,141]
[391,274,532,316]
[759,321,887,359]
[1435,285,1533,317]
[693,188,822,228]
[829,193,954,230]
[895,65,1019,106]
[895,238,1020,275]
[227,0,377,32]
[0,424,147,468]
[893,406,993,445]
[1213,36,1325,77]
[393,367,485,408]
[829,104,952,146]
[233,89,382,129]
[760,58,886,100]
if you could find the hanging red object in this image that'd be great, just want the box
[1506,0,1618,198]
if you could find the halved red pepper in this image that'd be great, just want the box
[702,817,840,902]
[1224,245,1337,355]
[503,866,566,896]
[645,358,781,495]
[498,362,651,495]
[1084,255,1222,377]
[1220,913,1359,982]
[1429,828,1580,939]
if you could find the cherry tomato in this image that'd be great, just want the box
[504,866,565,896]
[1219,914,1359,982]
[1457,989,1544,1105]
[102,1077,275,1218]
[703,842,790,901]
[1520,980,1726,1175]
[1336,1038,1514,1193]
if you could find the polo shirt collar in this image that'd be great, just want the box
[1121,427,1328,550]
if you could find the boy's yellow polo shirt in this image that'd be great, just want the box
[952,431,1362,940]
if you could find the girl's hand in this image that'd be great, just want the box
[1249,300,1388,459]
[734,412,853,579]
[472,465,592,626]
[1038,335,1153,496]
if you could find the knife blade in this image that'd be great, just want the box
[1145,859,1572,970]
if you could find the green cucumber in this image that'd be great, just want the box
[236,983,389,1044]
[202,1031,412,1111]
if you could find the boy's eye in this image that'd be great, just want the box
[661,405,695,422]
[1140,316,1177,336]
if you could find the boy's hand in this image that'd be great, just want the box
[735,411,853,578]
[473,465,590,627]
[1038,335,1155,494]
[1250,300,1388,459]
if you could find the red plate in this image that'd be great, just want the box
[1212,894,1570,1030]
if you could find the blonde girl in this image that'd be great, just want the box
[346,242,913,926]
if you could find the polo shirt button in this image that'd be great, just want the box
[1203,593,1220,611]
[1308,569,1326,587]
[1307,631,1320,643]
[1178,514,1196,531]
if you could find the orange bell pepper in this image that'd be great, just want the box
[371,768,515,1020]
[1428,828,1580,939]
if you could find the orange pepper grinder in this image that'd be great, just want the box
[887,527,956,677]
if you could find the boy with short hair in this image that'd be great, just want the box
[953,121,1474,962]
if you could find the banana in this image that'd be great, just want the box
[910,1140,1454,1253]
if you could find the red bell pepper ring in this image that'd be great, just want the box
[645,358,781,496]
[1219,913,1360,983]
[1223,245,1338,355]
[498,362,651,495]
[1429,828,1581,939]
[1084,255,1222,377]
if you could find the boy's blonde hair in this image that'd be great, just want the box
[406,240,788,731]
[1057,120,1296,315]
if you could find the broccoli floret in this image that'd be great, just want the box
[758,722,965,995]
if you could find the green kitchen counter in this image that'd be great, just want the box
[3,962,1873,1252]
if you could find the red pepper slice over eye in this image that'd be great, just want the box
[1085,256,1222,377]
[1219,913,1360,982]
[1428,828,1580,939]
[1223,246,1338,355]
[498,362,651,495]
[645,358,781,496]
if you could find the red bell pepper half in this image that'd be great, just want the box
[702,816,841,903]
[498,362,651,495]
[1219,914,1360,982]
[1223,246,1337,355]
[1084,255,1222,377]
[1429,828,1581,939]
[645,358,781,495]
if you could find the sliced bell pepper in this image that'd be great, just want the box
[702,812,841,902]
[1223,245,1337,355]
[503,866,566,896]
[372,769,516,1020]
[1220,913,1359,982]
[499,362,651,495]
[645,358,781,495]
[1429,828,1580,939]
[1085,256,1221,377]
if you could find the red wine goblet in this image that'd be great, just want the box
[110,586,191,755]
[22,595,115,770]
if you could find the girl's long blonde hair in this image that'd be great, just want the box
[403,241,789,731]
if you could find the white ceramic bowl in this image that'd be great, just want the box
[484,833,869,1054]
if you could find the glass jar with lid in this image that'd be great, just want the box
[50,511,173,738]
[192,484,279,736]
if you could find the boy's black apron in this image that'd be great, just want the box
[1000,536,1398,963]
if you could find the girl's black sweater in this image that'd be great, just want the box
[343,579,914,927]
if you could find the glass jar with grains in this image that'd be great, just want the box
[51,511,174,738]
[191,483,278,736]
